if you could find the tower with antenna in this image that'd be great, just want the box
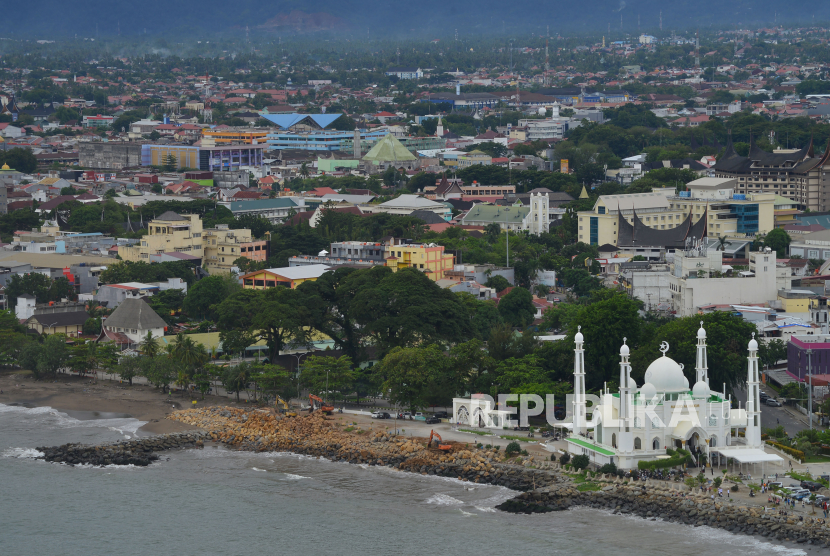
[545,25,549,87]
[695,30,700,69]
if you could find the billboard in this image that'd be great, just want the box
[561,159,569,173]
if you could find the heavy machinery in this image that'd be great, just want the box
[275,396,297,417]
[427,430,452,451]
[308,394,334,415]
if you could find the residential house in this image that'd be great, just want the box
[25,301,90,337]
[97,298,168,348]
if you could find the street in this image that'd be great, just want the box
[733,385,814,437]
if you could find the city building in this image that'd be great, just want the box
[141,143,266,172]
[384,67,424,79]
[241,264,331,289]
[118,212,204,262]
[787,334,830,381]
[383,237,455,280]
[577,179,774,246]
[220,198,305,224]
[362,134,419,171]
[79,142,144,169]
[97,298,168,348]
[201,129,268,145]
[24,301,90,337]
[788,229,830,260]
[0,182,7,215]
[266,129,387,152]
[261,113,344,132]
[202,225,254,274]
[461,193,550,235]
[361,194,451,221]
[713,135,830,212]
[82,114,115,128]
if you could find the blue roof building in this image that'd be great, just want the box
[261,113,343,131]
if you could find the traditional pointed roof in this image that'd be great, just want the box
[362,133,416,163]
[103,298,167,331]
[579,185,589,199]
[617,205,707,248]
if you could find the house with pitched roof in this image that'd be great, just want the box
[97,298,167,348]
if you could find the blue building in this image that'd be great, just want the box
[266,130,388,152]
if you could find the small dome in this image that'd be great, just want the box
[644,355,690,393]
[640,382,657,400]
[748,335,758,351]
[697,323,706,340]
[574,326,583,343]
[620,341,629,356]
[692,380,710,399]
[1,163,9,170]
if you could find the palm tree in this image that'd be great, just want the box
[716,235,728,251]
[139,331,160,358]
[299,162,310,179]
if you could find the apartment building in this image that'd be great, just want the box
[118,212,204,262]
[202,225,254,274]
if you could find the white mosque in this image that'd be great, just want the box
[566,323,784,471]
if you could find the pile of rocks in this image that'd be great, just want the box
[37,432,208,467]
[497,479,830,547]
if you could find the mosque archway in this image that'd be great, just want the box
[456,405,469,425]
[611,433,617,448]
[634,437,642,450]
[652,437,661,450]
[710,435,717,448]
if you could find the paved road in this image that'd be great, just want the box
[733,385,816,437]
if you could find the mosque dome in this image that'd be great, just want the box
[697,325,706,340]
[640,382,657,400]
[643,355,690,393]
[692,380,710,399]
[575,327,584,343]
[1,163,9,170]
[748,336,758,351]
[620,342,629,356]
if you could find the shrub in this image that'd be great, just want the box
[599,462,618,475]
[559,452,571,465]
[520,449,529,456]
[485,444,492,449]
[731,484,739,492]
[571,454,590,470]
[477,443,483,449]
[713,477,722,488]
[766,440,805,461]
[551,454,557,461]
[637,448,692,471]
[505,441,521,455]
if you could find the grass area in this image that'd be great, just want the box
[802,455,830,463]
[458,428,493,436]
[747,483,761,492]
[499,435,537,442]
[344,426,355,432]
[577,482,602,492]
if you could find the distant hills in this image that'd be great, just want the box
[6,1,830,38]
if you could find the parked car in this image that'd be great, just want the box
[759,391,770,400]
[801,481,822,491]
[766,398,782,407]
[371,411,385,419]
[814,495,829,506]
[514,426,530,431]
[793,490,812,500]
[425,416,441,424]
[767,481,783,489]
[380,412,391,419]
[433,411,449,419]
[782,486,802,494]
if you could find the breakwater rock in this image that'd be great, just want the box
[497,480,830,547]
[170,407,566,490]
[36,431,209,467]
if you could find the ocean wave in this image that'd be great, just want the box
[251,467,267,472]
[474,506,497,513]
[426,493,464,506]
[283,473,309,480]
[2,447,45,459]
[0,403,146,435]
[458,509,477,516]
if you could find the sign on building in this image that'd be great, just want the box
[561,159,569,174]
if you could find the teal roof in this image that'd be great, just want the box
[362,133,417,163]
[462,204,529,224]
[568,437,615,456]
[261,113,343,130]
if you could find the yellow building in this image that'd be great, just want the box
[146,144,200,169]
[201,129,268,145]
[777,290,813,313]
[119,211,204,261]
[241,264,331,289]
[457,150,492,168]
[384,240,454,280]
[577,179,775,246]
[202,225,253,274]
[774,195,800,228]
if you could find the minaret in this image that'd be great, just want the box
[695,321,709,385]
[573,326,587,435]
[745,333,762,448]
[618,338,634,452]
[436,115,443,138]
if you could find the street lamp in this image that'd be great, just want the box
[44,321,58,335]
[325,369,330,406]
[290,352,305,404]
[807,348,813,430]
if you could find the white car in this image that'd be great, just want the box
[371,411,383,419]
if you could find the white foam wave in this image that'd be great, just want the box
[283,473,309,480]
[458,509,477,516]
[2,447,45,459]
[426,493,464,506]
[474,506,496,513]
[0,403,146,434]
[251,467,267,472]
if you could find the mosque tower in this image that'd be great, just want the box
[617,338,634,452]
[436,115,444,138]
[745,333,762,448]
[695,321,709,385]
[572,326,587,435]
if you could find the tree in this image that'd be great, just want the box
[140,356,179,393]
[151,183,163,194]
[762,228,791,258]
[375,345,449,411]
[498,286,535,327]
[300,355,354,406]
[37,335,69,378]
[4,273,75,309]
[117,355,142,386]
[758,339,787,369]
[484,274,511,293]
[139,331,160,358]
[0,148,38,174]
[183,275,235,319]
[222,362,253,402]
[163,153,178,172]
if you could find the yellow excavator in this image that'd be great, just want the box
[276,396,297,417]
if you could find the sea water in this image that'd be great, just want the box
[0,403,807,555]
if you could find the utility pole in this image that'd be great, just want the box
[545,25,549,87]
[660,11,662,32]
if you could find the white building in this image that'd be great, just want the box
[97,298,167,347]
[566,325,783,470]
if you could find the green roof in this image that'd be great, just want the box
[568,437,615,456]
[362,133,416,163]
[462,204,529,224]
